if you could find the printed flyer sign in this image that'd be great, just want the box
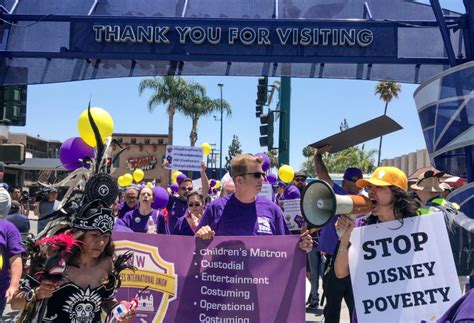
[165,145,203,171]
[113,233,305,323]
[282,199,305,231]
[349,212,462,322]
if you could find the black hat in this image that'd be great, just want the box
[72,200,115,234]
[294,171,307,179]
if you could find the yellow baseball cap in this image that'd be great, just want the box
[356,166,408,191]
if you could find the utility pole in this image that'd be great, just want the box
[278,77,291,166]
[218,83,224,178]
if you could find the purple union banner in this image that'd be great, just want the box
[112,232,305,323]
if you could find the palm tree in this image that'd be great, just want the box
[138,76,204,146]
[375,80,401,166]
[182,90,231,147]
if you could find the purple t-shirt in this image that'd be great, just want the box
[166,195,188,231]
[281,184,301,200]
[117,202,136,219]
[174,213,196,236]
[122,209,168,234]
[197,194,290,236]
[0,219,25,299]
[317,184,347,255]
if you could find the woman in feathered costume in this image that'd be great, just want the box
[11,105,136,322]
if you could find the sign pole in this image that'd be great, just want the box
[278,77,291,166]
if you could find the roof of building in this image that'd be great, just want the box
[6,158,66,170]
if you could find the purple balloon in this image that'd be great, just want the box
[210,179,217,187]
[59,137,95,170]
[256,152,271,172]
[152,186,169,209]
[212,188,219,195]
[267,173,277,184]
[176,173,187,185]
[170,183,179,193]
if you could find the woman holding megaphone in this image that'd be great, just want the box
[333,167,418,318]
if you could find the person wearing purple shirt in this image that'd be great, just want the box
[195,154,313,253]
[122,187,168,234]
[0,188,24,320]
[166,161,209,232]
[174,192,206,236]
[117,186,138,219]
[314,145,364,318]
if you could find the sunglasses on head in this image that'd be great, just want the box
[188,203,202,207]
[238,172,266,179]
[294,177,306,182]
[180,187,193,191]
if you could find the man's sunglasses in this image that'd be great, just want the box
[180,187,193,191]
[294,177,306,182]
[238,172,266,179]
[188,203,202,207]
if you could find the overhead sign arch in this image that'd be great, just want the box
[0,0,473,216]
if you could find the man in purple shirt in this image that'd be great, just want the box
[117,186,139,219]
[167,162,209,232]
[0,188,24,321]
[314,145,363,321]
[195,154,313,253]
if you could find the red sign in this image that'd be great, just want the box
[127,156,157,171]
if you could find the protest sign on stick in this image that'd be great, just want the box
[165,145,203,172]
[349,212,462,322]
[282,199,305,231]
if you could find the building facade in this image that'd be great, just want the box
[110,133,169,186]
[5,133,67,186]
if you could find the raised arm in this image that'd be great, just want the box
[200,161,209,200]
[314,145,334,187]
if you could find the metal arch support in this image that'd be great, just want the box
[363,2,373,20]
[88,0,99,16]
[430,0,457,67]
[464,0,474,60]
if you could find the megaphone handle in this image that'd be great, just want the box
[336,214,356,238]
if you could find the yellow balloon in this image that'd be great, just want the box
[215,180,221,188]
[201,142,211,156]
[172,171,183,184]
[117,176,126,187]
[122,173,133,186]
[279,165,295,183]
[133,169,145,182]
[146,182,153,188]
[78,107,114,147]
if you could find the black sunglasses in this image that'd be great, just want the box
[188,203,202,207]
[294,177,306,182]
[238,172,266,179]
[180,187,193,191]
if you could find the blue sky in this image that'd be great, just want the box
[12,1,466,172]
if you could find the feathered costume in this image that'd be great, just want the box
[17,104,135,323]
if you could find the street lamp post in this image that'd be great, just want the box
[218,83,224,178]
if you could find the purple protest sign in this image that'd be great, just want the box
[112,233,305,323]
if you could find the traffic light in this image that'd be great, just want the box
[255,105,263,118]
[256,77,268,106]
[259,112,274,149]
[0,85,27,126]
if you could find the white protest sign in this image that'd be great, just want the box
[258,183,273,201]
[165,145,203,172]
[349,212,461,322]
[282,199,305,231]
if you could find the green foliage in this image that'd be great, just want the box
[225,135,243,170]
[266,149,279,169]
[302,146,314,158]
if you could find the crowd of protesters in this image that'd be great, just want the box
[0,146,472,322]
